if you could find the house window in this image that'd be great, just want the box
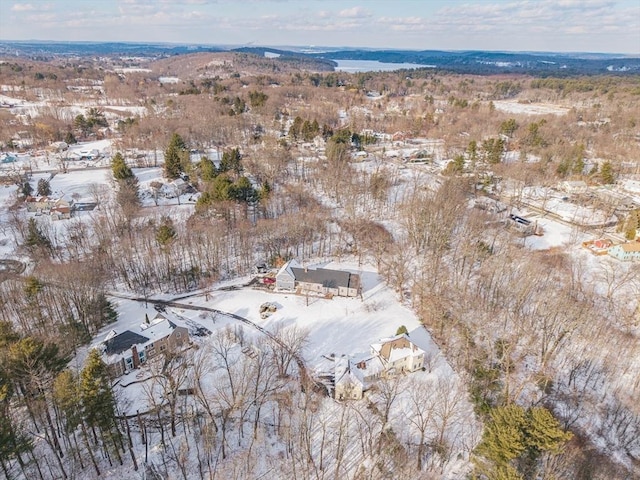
[176,332,182,339]
[160,344,166,352]
[125,357,133,369]
[138,350,146,363]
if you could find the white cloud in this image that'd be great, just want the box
[11,3,35,12]
[338,6,371,19]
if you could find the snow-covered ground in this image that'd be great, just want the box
[492,100,570,116]
[86,259,477,478]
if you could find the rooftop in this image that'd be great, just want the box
[291,266,360,290]
[104,330,149,355]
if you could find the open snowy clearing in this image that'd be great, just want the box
[98,260,442,376]
[492,100,570,116]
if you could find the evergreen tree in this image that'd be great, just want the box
[220,148,242,175]
[156,217,177,247]
[164,133,187,180]
[111,152,134,181]
[467,140,478,163]
[64,130,77,144]
[258,181,272,201]
[210,174,233,201]
[36,178,51,196]
[525,407,573,454]
[396,325,408,336]
[8,337,67,394]
[476,404,527,467]
[53,370,82,431]
[20,180,33,198]
[289,116,304,140]
[74,114,89,136]
[475,404,572,480]
[444,154,465,175]
[623,210,639,240]
[499,119,518,137]
[24,218,52,253]
[80,349,118,432]
[482,138,505,164]
[248,90,268,108]
[231,176,258,203]
[198,156,217,182]
[23,275,43,299]
[195,191,214,213]
[600,160,615,184]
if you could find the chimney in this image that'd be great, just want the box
[132,345,140,369]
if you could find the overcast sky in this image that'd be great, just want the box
[1,0,638,54]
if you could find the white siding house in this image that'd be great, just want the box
[275,259,299,291]
[608,243,640,261]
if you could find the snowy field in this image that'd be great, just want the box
[99,260,441,377]
[492,100,570,116]
[83,259,477,478]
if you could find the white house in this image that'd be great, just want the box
[370,333,425,374]
[333,334,425,400]
[275,259,299,291]
[608,242,640,262]
[334,353,386,400]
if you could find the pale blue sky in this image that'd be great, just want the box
[0,0,638,54]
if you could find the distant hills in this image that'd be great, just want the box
[0,40,638,75]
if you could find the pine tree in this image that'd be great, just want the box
[288,116,304,140]
[395,325,408,336]
[475,405,572,480]
[499,119,518,137]
[21,180,33,197]
[24,218,52,253]
[164,133,187,180]
[210,174,233,201]
[258,181,271,201]
[220,148,242,175]
[600,160,615,184]
[111,152,134,181]
[525,407,572,454]
[231,176,258,203]
[80,349,117,432]
[476,404,527,467]
[53,370,82,431]
[37,178,51,196]
[156,217,177,247]
[198,156,217,182]
[8,337,67,384]
[80,350,124,467]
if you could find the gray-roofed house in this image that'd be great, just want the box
[275,259,361,297]
[98,313,189,377]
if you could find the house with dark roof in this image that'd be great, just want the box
[98,313,189,377]
[275,259,361,297]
